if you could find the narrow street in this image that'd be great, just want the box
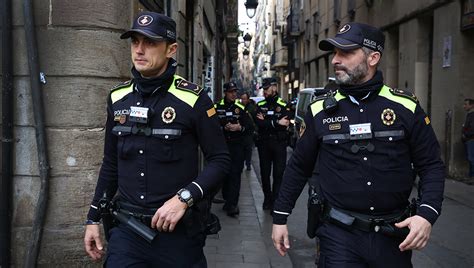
[251,148,474,267]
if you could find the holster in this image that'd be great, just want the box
[307,185,324,238]
[98,193,116,241]
[181,196,221,238]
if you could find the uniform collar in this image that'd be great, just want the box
[131,58,177,97]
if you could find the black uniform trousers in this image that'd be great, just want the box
[243,135,254,169]
[222,141,245,209]
[316,223,412,268]
[257,136,287,203]
[106,223,207,267]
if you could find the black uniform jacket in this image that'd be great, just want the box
[87,75,230,221]
[273,85,445,225]
[215,98,252,142]
[255,95,291,138]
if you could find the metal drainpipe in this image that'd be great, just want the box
[23,0,51,267]
[1,0,13,266]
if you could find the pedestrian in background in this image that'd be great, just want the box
[83,11,230,267]
[240,92,257,171]
[255,78,291,210]
[272,22,445,267]
[462,98,474,177]
[215,82,252,216]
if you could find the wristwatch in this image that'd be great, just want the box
[177,188,194,207]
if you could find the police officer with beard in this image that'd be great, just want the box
[255,78,291,210]
[83,12,230,267]
[215,82,252,216]
[272,22,445,267]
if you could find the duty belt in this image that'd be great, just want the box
[116,201,158,226]
[324,203,411,237]
[112,126,182,138]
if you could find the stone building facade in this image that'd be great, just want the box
[251,0,474,178]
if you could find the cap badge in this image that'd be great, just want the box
[381,108,396,126]
[162,107,176,124]
[338,24,351,34]
[138,15,153,26]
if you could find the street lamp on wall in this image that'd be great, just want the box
[243,33,252,48]
[245,0,258,19]
[243,49,250,60]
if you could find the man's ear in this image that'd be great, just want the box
[368,51,381,67]
[166,43,178,58]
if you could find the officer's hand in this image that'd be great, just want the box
[256,113,265,120]
[278,116,290,127]
[272,224,290,256]
[395,215,432,251]
[226,122,242,132]
[84,224,104,261]
[152,195,187,232]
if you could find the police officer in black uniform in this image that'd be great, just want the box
[255,78,291,210]
[215,82,252,216]
[272,22,445,267]
[83,12,230,267]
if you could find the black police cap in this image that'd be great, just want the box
[120,12,176,42]
[260,77,278,89]
[319,22,385,53]
[223,81,238,92]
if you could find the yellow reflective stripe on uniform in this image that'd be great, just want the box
[219,99,225,105]
[258,101,267,106]
[168,75,199,108]
[277,98,286,106]
[310,91,346,116]
[111,84,133,104]
[378,85,416,113]
[235,101,245,110]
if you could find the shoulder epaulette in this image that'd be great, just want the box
[309,92,330,105]
[235,101,245,110]
[110,80,132,92]
[389,88,418,103]
[257,100,267,106]
[175,78,203,95]
[277,98,287,107]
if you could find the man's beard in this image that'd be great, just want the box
[334,61,369,86]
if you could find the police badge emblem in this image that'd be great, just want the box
[235,108,240,114]
[161,107,176,124]
[381,108,396,126]
[276,106,281,112]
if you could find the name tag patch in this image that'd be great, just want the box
[350,123,371,136]
[129,106,149,123]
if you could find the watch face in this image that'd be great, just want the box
[181,190,191,199]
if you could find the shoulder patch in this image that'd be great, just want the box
[175,79,203,95]
[110,80,132,92]
[389,88,418,103]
